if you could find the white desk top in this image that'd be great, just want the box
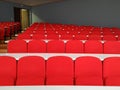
[0,86,120,90]
[0,53,120,60]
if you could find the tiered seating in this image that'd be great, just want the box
[5,22,120,87]
[0,22,20,40]
[7,40,120,54]
[0,55,120,86]
[15,23,120,41]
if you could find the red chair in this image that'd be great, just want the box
[74,35,88,40]
[28,40,46,53]
[103,35,117,41]
[47,40,65,53]
[75,56,103,85]
[104,41,120,54]
[16,34,31,39]
[46,56,74,85]
[7,40,27,53]
[0,56,16,86]
[66,40,84,53]
[88,35,102,40]
[32,34,46,39]
[46,34,59,40]
[103,57,120,86]
[16,56,45,85]
[60,34,73,40]
[85,40,103,53]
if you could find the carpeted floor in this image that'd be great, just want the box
[0,43,7,53]
[0,36,16,53]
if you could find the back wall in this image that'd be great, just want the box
[32,0,120,27]
[0,1,31,22]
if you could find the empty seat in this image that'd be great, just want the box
[66,40,84,53]
[7,40,27,53]
[46,34,59,40]
[32,34,46,39]
[46,56,74,85]
[103,57,120,86]
[104,41,120,54]
[60,34,73,40]
[28,40,46,53]
[0,56,16,86]
[16,56,45,85]
[84,40,103,53]
[103,35,117,41]
[16,34,31,39]
[88,35,102,40]
[47,40,65,53]
[74,35,88,40]
[75,56,103,85]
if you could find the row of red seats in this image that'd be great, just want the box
[23,28,119,35]
[25,23,120,34]
[7,40,120,53]
[0,55,120,86]
[0,22,20,40]
[28,23,120,33]
[17,22,120,41]
[16,33,119,41]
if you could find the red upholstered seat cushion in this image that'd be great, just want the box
[46,77,73,85]
[105,77,120,86]
[16,77,44,85]
[0,77,15,86]
[76,77,103,86]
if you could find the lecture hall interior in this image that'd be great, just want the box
[0,0,120,90]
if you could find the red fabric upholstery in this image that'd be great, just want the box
[88,35,102,40]
[46,77,73,85]
[75,56,103,85]
[16,56,45,85]
[0,56,16,86]
[76,77,103,86]
[103,35,116,41]
[85,40,103,53]
[104,41,120,54]
[66,40,84,53]
[103,57,120,86]
[46,56,74,85]
[32,34,46,39]
[47,40,65,53]
[28,40,46,53]
[16,34,31,39]
[7,40,27,53]
[74,35,88,40]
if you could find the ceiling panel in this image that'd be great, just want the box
[1,0,64,6]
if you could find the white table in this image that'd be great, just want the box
[0,53,120,60]
[0,86,120,90]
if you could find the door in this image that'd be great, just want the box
[21,9,29,30]
[14,7,21,22]
[14,7,29,31]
